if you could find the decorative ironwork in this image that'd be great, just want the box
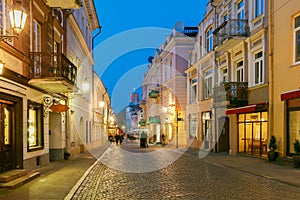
[29,52,77,84]
[148,89,160,98]
[213,19,249,49]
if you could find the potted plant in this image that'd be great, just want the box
[293,139,300,168]
[267,135,278,161]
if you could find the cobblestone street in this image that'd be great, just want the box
[68,141,300,200]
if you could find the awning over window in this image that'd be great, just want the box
[280,89,300,101]
[226,102,268,115]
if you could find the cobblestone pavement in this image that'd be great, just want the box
[69,141,300,200]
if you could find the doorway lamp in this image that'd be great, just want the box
[0,0,27,42]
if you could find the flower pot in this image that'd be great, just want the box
[267,151,278,161]
[293,155,300,168]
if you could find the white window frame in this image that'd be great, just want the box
[236,60,244,82]
[206,27,213,52]
[254,0,264,18]
[33,20,41,52]
[294,14,300,64]
[220,67,228,84]
[204,69,213,99]
[254,51,264,85]
[190,77,198,103]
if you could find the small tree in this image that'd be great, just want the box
[268,135,277,152]
[293,139,300,167]
[294,139,300,156]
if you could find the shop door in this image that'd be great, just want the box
[0,101,14,172]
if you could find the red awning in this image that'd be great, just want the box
[280,89,300,101]
[226,102,268,115]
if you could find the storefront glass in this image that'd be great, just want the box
[287,98,300,155]
[238,111,268,156]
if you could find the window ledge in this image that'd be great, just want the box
[28,146,44,152]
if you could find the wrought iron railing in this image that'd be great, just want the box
[213,82,248,108]
[29,52,77,84]
[213,19,249,49]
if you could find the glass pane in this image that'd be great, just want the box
[261,111,268,121]
[238,114,244,122]
[4,106,10,145]
[28,108,37,147]
[262,122,268,155]
[289,110,300,154]
[245,122,252,153]
[238,123,245,152]
[296,30,300,62]
[295,15,300,29]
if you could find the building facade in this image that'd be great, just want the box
[142,23,197,146]
[186,0,270,156]
[272,0,300,157]
[0,0,104,174]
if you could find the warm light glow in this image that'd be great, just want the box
[9,1,27,35]
[99,101,105,108]
[0,61,3,75]
[162,107,167,113]
[81,78,90,93]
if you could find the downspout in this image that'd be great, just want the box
[268,0,274,152]
[210,0,218,153]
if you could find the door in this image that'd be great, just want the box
[0,101,14,172]
[217,117,229,152]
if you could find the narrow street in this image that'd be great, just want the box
[67,140,300,200]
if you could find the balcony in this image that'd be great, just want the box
[149,116,160,124]
[213,82,248,108]
[45,0,81,9]
[139,119,146,126]
[148,90,160,98]
[28,52,77,93]
[213,19,249,51]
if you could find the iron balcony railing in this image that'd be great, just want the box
[213,19,249,49]
[29,52,77,84]
[148,89,160,98]
[213,82,248,108]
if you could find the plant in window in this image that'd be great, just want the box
[267,135,278,161]
[293,139,300,168]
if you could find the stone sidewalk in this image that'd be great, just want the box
[0,141,299,200]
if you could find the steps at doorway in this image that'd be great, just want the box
[0,169,40,189]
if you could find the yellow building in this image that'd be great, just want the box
[271,0,300,157]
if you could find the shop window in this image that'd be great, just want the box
[27,101,44,151]
[238,111,268,156]
[287,98,300,155]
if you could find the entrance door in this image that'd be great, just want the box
[0,101,14,172]
[217,117,229,152]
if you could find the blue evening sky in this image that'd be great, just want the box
[93,0,208,113]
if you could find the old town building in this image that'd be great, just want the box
[0,0,107,174]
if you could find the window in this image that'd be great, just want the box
[0,0,12,39]
[294,14,300,63]
[254,51,263,85]
[255,0,264,18]
[33,20,41,52]
[236,60,244,82]
[223,13,228,22]
[237,0,245,34]
[190,77,197,103]
[221,67,228,84]
[206,27,213,52]
[204,69,213,99]
[27,101,44,151]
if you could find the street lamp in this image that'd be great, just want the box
[1,0,27,42]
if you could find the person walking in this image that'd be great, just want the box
[162,134,166,146]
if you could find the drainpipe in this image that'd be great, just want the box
[268,0,274,152]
